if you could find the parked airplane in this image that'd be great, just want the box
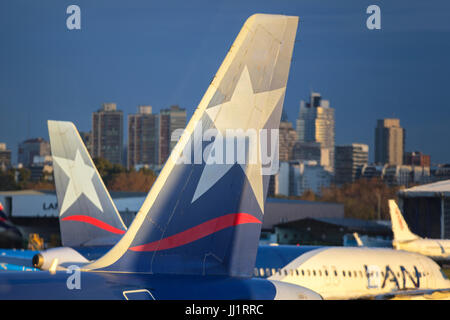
[255,245,450,299]
[33,122,450,300]
[25,123,450,301]
[31,120,129,270]
[41,123,450,300]
[0,13,322,299]
[389,199,450,263]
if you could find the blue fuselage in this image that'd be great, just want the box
[0,271,280,300]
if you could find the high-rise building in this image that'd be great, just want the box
[18,138,50,167]
[334,143,369,185]
[159,105,186,165]
[292,142,322,163]
[383,165,430,187]
[274,160,332,196]
[359,164,386,180]
[0,143,11,170]
[92,103,124,165]
[29,155,53,182]
[278,119,298,161]
[296,92,335,171]
[128,106,159,169]
[375,118,405,165]
[158,112,171,165]
[404,151,431,167]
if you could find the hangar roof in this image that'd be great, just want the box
[275,217,391,235]
[399,179,450,197]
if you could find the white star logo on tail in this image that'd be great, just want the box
[192,66,285,212]
[53,149,103,215]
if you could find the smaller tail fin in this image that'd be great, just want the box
[388,200,419,242]
[48,120,127,247]
[353,232,363,247]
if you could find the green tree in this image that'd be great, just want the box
[93,157,127,186]
[320,178,402,220]
[0,169,17,190]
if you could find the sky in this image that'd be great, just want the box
[1,0,450,164]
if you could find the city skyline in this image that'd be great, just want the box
[1,1,450,164]
[3,107,436,171]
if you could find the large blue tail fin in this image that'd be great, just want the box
[48,121,127,247]
[86,14,298,277]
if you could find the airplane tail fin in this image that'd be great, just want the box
[388,199,419,242]
[48,121,127,247]
[86,14,299,277]
[353,232,364,247]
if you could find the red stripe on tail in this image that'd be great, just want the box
[62,215,126,235]
[129,213,261,252]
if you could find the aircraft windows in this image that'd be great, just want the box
[271,268,276,275]
[259,268,265,277]
[348,271,352,278]
[284,270,288,276]
[353,271,357,277]
[289,269,294,276]
[342,271,346,277]
[319,270,322,277]
[295,269,299,276]
[334,270,338,277]
[266,268,271,276]
[254,268,259,277]
[301,269,305,276]
[313,270,316,276]
[277,268,281,275]
[325,270,328,276]
[307,270,311,276]
[359,271,363,277]
[381,272,384,277]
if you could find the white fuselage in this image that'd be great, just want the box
[394,239,450,262]
[264,247,450,299]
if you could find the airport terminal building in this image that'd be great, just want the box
[398,179,450,239]
[0,190,145,245]
[0,191,345,247]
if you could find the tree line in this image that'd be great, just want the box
[286,178,404,220]
[0,157,157,193]
[0,159,405,220]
